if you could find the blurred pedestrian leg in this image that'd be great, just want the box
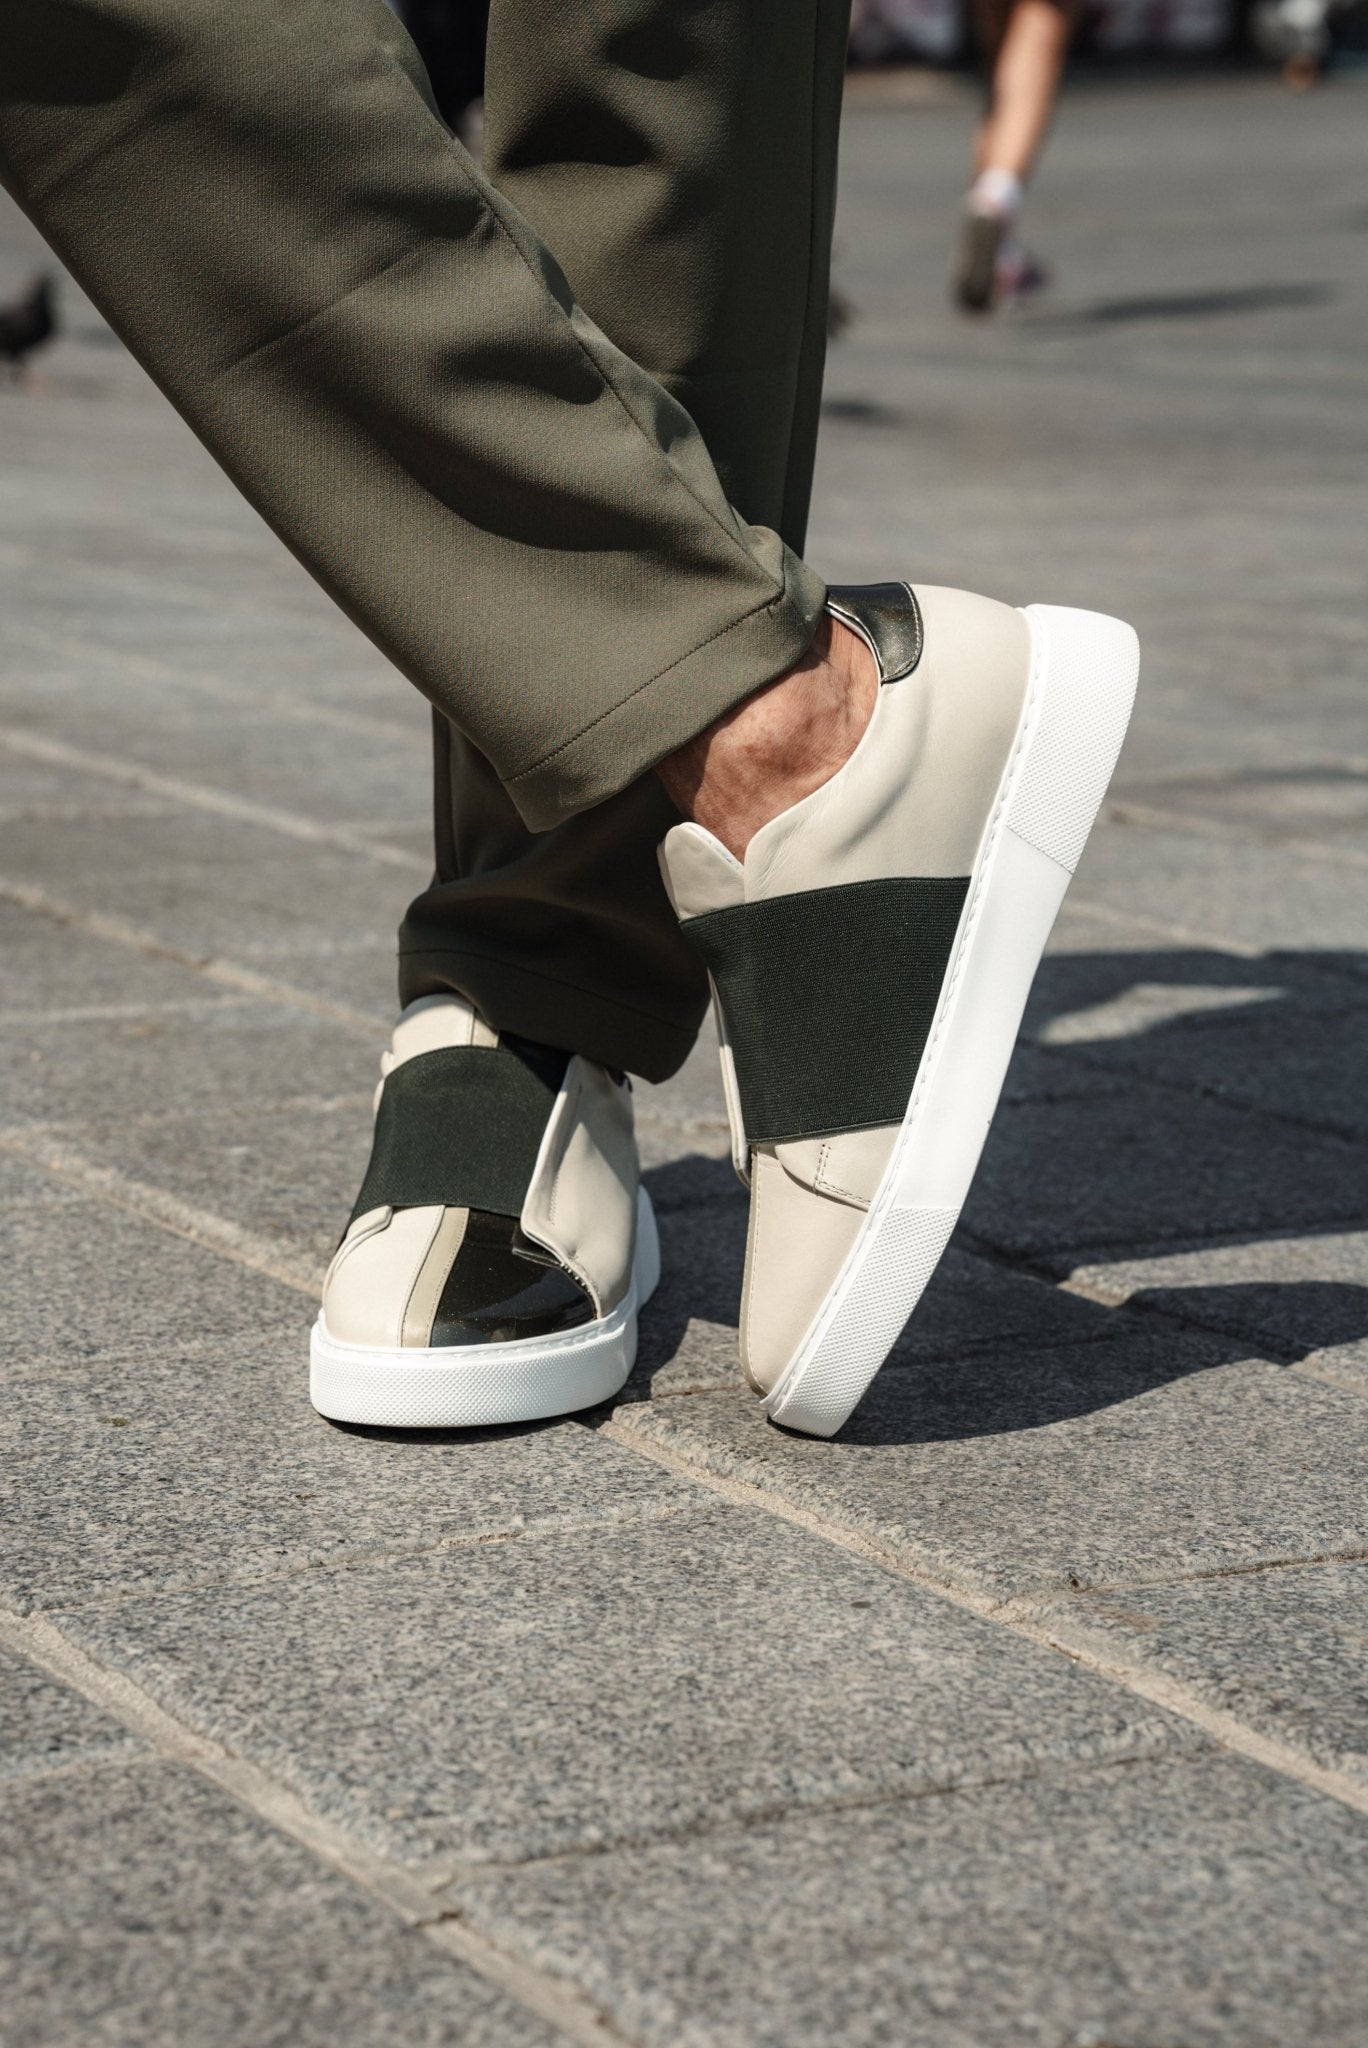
[955,0,1079,313]
[0,0,847,1078]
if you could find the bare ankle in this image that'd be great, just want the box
[656,616,878,860]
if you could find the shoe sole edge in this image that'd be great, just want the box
[309,1186,659,1428]
[764,604,1139,1438]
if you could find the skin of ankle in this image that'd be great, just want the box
[656,615,879,860]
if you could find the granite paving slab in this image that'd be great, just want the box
[1110,759,1368,847]
[1071,816,1368,972]
[1064,1229,1368,1392]
[1022,942,1293,1045]
[1024,961,1368,1143]
[0,896,243,1020]
[0,1753,563,2048]
[633,1026,728,1138]
[0,1001,373,1133]
[3,693,429,833]
[440,1753,1368,2048]
[0,1646,141,1780]
[0,1181,305,1377]
[257,934,399,1023]
[49,1096,376,1278]
[0,1154,81,1206]
[1039,1560,1368,1788]
[0,751,182,826]
[961,1069,1368,1262]
[0,1348,699,1612]
[59,1503,1197,1868]
[0,808,418,968]
[0,544,377,663]
[1022,932,1368,1036]
[1297,1344,1365,1395]
[0,601,408,725]
[611,1344,1368,1604]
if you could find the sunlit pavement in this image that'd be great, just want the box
[2,70,1367,2048]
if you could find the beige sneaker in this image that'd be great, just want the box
[660,583,1139,1438]
[310,995,659,1427]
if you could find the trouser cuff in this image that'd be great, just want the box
[398,948,706,1083]
[504,552,827,830]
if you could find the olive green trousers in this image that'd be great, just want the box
[1,0,851,1077]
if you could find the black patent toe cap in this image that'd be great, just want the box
[429,1209,595,1345]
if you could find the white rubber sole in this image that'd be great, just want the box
[765,603,1139,1438]
[310,1187,661,1428]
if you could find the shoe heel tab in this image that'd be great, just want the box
[826,582,924,683]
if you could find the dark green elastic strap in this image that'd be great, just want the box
[684,877,970,1145]
[348,1045,565,1226]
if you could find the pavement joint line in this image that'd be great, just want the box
[3,612,421,744]
[1104,797,1368,870]
[959,1218,1368,1342]
[0,1128,324,1295]
[629,1325,1128,1407]
[1122,752,1368,791]
[0,873,386,1035]
[13,1503,704,1624]
[0,996,259,1026]
[1055,1216,1368,1271]
[436,1745,1188,1887]
[0,1749,143,1792]
[1052,1270,1365,1378]
[1032,1545,1368,1599]
[0,722,425,871]
[0,802,184,824]
[1023,1035,1368,1149]
[1293,1357,1368,1400]
[965,1195,1368,1269]
[963,1239,1368,1396]
[0,1089,371,1141]
[0,544,368,642]
[1023,1258,1319,1366]
[1061,890,1266,959]
[0,1606,633,2048]
[597,1411,1368,1822]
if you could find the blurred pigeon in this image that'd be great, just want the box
[0,275,57,378]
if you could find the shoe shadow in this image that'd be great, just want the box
[821,395,903,426]
[633,1154,746,1388]
[1124,1280,1368,1366]
[834,1312,1237,1447]
[330,1416,559,1446]
[1025,282,1335,332]
[840,1280,1368,1448]
[635,945,1368,1445]
[1083,282,1335,324]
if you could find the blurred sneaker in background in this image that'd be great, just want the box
[994,232,1050,306]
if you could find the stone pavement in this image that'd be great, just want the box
[2,68,1367,2048]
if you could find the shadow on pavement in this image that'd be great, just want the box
[1128,1280,1368,1361]
[1023,282,1334,332]
[638,945,1368,1444]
